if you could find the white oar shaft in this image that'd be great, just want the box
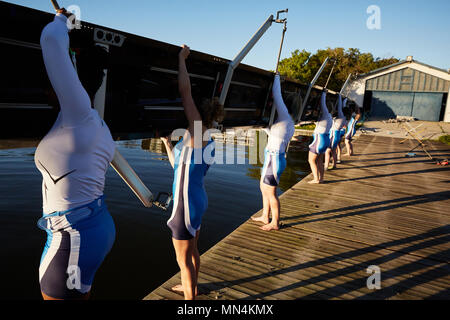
[111,150,153,207]
[275,24,286,73]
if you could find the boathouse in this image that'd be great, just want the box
[345,57,450,122]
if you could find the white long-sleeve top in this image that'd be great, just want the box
[313,91,333,134]
[34,14,115,213]
[264,74,295,153]
[332,94,347,131]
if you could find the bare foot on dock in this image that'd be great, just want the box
[308,180,320,184]
[171,284,184,294]
[171,284,198,296]
[260,223,280,231]
[251,215,269,224]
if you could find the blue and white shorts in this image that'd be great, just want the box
[329,129,343,150]
[345,118,357,141]
[37,195,115,299]
[261,148,287,187]
[309,133,331,155]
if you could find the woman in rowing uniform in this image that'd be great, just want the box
[325,94,346,169]
[344,103,361,156]
[308,91,332,183]
[335,97,348,164]
[251,73,295,231]
[35,9,115,300]
[160,45,224,300]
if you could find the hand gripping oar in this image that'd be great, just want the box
[110,151,172,210]
[48,0,172,210]
[50,0,60,10]
[268,9,288,126]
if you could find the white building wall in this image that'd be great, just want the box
[343,78,366,108]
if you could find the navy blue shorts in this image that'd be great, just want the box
[329,129,343,150]
[37,196,115,299]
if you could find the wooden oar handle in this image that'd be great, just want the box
[50,0,60,10]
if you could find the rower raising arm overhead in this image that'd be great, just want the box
[330,94,346,147]
[309,91,332,155]
[307,91,332,184]
[317,91,333,134]
[265,74,295,154]
[254,73,294,231]
[344,102,361,156]
[40,13,92,126]
[37,12,115,214]
[35,10,116,300]
[325,94,347,169]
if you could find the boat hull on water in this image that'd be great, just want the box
[0,2,337,140]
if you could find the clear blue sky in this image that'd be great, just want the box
[6,0,450,71]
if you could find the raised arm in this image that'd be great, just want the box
[337,94,344,119]
[272,74,291,122]
[40,11,91,126]
[178,45,202,129]
[319,91,330,119]
[342,97,348,109]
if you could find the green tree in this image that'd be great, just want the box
[278,47,399,92]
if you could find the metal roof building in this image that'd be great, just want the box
[344,57,450,122]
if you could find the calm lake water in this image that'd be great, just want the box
[0,136,311,299]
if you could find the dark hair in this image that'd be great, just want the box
[197,97,225,128]
[343,105,352,118]
[76,44,109,102]
[284,92,302,120]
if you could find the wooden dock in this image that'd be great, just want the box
[144,134,450,300]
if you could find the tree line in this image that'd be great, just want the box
[278,47,399,92]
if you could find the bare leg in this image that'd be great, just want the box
[308,151,320,183]
[172,231,200,297]
[317,153,325,182]
[252,181,271,223]
[260,184,280,231]
[337,143,342,162]
[324,148,336,170]
[344,139,353,156]
[172,237,197,300]
[331,148,338,168]
[324,148,332,170]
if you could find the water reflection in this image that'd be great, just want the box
[137,131,312,192]
[0,139,40,150]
